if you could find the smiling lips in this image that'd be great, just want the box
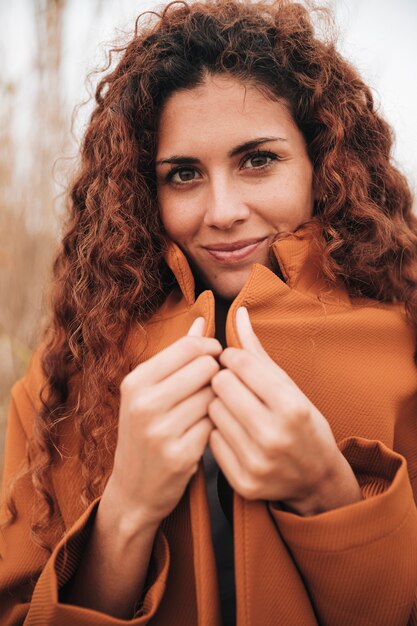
[204,237,266,263]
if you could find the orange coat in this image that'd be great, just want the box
[2,229,417,625]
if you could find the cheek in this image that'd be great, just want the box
[268,170,314,219]
[256,190,313,232]
[159,202,200,243]
[158,191,178,237]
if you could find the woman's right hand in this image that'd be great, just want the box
[103,317,222,533]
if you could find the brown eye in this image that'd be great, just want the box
[242,151,277,170]
[171,168,199,183]
[250,154,269,167]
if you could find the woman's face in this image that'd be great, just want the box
[156,75,315,300]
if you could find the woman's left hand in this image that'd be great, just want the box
[208,307,363,516]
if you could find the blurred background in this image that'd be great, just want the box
[1,0,416,469]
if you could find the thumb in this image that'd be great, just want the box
[187,316,206,337]
[235,307,266,357]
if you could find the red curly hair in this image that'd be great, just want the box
[8,0,417,546]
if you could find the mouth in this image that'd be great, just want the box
[203,238,266,264]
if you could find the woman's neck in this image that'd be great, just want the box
[214,296,231,348]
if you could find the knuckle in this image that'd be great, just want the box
[199,418,215,443]
[200,354,220,372]
[223,347,251,371]
[161,441,176,463]
[238,476,258,500]
[199,390,216,415]
[189,462,199,476]
[246,455,266,478]
[163,443,185,473]
[282,395,307,419]
[145,421,170,443]
[212,368,231,389]
[182,335,204,356]
[205,415,215,431]
[257,428,280,455]
[232,348,250,368]
[130,390,157,418]
[120,373,135,395]
[208,396,222,415]
[204,386,217,403]
[284,403,311,430]
[295,406,311,424]
[194,356,220,382]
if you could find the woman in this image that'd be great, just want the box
[1,0,417,624]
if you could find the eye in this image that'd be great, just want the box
[168,167,201,184]
[241,151,277,170]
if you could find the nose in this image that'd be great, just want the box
[203,176,250,229]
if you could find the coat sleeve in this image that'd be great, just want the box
[0,382,170,626]
[268,437,417,626]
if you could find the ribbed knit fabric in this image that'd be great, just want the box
[1,225,417,624]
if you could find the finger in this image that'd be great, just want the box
[208,397,259,465]
[209,429,245,494]
[235,307,268,358]
[211,368,270,439]
[144,354,220,414]
[126,332,222,387]
[187,316,206,337]
[177,417,214,469]
[155,386,215,438]
[219,347,293,410]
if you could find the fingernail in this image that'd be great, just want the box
[187,317,206,336]
[236,306,249,322]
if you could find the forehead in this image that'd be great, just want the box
[156,75,299,155]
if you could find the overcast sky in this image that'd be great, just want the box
[1,0,416,193]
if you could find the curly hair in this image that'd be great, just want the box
[8,0,417,547]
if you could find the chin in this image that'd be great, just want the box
[208,278,246,301]
[196,266,252,301]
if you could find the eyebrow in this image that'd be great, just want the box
[155,136,287,166]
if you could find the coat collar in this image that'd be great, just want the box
[163,223,350,306]
[164,238,196,306]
